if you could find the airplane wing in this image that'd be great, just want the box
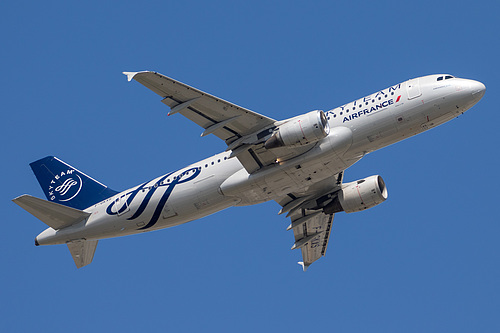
[289,209,334,271]
[124,71,313,173]
[123,71,276,140]
[276,171,344,270]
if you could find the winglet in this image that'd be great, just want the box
[298,261,309,272]
[123,71,150,82]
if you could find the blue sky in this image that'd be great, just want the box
[2,1,499,332]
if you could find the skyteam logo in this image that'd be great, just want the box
[106,166,202,230]
[48,169,83,202]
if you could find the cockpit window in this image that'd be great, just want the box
[437,76,443,81]
[445,75,454,80]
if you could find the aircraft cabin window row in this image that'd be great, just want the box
[327,92,396,120]
[137,168,208,192]
[204,156,228,168]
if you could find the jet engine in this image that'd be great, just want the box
[265,110,329,149]
[324,175,388,214]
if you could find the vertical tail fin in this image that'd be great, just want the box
[30,156,118,210]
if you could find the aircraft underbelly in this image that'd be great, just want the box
[223,154,350,205]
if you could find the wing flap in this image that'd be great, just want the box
[12,195,91,230]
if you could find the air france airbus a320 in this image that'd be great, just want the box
[13,72,485,270]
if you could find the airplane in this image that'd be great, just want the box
[12,72,485,270]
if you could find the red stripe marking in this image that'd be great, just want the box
[356,185,363,204]
[396,95,401,102]
[298,120,306,139]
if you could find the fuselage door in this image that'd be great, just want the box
[406,78,422,100]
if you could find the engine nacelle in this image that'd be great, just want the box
[265,110,329,149]
[324,175,388,214]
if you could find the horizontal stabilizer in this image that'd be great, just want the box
[12,195,91,230]
[67,239,98,268]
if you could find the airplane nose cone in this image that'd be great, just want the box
[471,80,486,101]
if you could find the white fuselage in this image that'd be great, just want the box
[35,75,485,245]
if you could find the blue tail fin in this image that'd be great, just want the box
[30,156,118,210]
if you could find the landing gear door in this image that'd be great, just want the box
[406,78,422,100]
